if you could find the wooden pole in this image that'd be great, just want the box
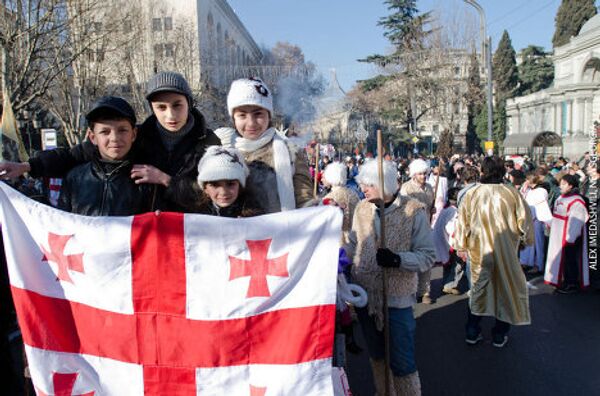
[313,143,320,199]
[377,130,391,396]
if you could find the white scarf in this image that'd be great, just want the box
[214,127,296,211]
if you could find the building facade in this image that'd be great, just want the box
[98,0,262,95]
[506,14,600,160]
[416,49,472,154]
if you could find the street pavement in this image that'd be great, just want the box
[346,266,600,396]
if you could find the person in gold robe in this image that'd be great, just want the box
[454,156,534,348]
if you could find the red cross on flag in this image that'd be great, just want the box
[0,183,342,395]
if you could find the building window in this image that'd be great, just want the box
[164,17,173,31]
[153,43,163,58]
[165,43,174,57]
[152,18,162,32]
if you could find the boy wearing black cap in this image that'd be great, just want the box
[57,96,151,216]
[0,71,220,212]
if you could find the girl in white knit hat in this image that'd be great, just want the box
[214,78,313,214]
[195,146,263,217]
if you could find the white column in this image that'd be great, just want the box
[585,98,593,133]
[572,99,581,135]
[567,100,573,134]
[553,103,559,134]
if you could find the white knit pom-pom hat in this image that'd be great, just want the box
[227,78,273,117]
[323,162,348,187]
[197,146,249,189]
[409,158,430,177]
[356,159,399,196]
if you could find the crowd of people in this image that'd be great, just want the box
[0,70,597,395]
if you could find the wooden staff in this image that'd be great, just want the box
[377,130,391,396]
[313,143,320,199]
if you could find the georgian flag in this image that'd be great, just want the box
[0,182,342,395]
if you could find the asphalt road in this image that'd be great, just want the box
[346,266,600,396]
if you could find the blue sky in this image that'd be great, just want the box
[228,0,582,91]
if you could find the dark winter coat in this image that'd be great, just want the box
[193,189,264,218]
[29,108,220,212]
[58,157,151,216]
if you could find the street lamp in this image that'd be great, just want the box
[464,0,494,146]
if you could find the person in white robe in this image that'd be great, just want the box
[519,173,553,275]
[544,174,590,293]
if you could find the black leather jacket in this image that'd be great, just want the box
[58,158,152,216]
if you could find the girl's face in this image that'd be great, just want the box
[204,180,240,208]
[232,105,270,140]
[559,179,573,195]
[150,92,189,132]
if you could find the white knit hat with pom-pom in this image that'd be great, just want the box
[227,78,273,117]
[409,158,429,178]
[323,162,348,187]
[197,146,249,189]
[356,159,399,196]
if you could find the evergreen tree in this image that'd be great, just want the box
[552,0,597,48]
[360,0,432,66]
[357,0,432,141]
[493,30,519,106]
[491,30,518,149]
[475,105,507,153]
[464,51,483,154]
[518,46,554,95]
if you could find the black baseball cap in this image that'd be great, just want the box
[86,96,137,126]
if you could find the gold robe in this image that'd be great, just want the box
[454,183,534,325]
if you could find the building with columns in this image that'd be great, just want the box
[96,0,261,93]
[506,14,600,160]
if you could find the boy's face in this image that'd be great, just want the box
[232,105,270,140]
[413,172,427,185]
[360,184,383,203]
[89,119,136,161]
[150,92,189,132]
[559,179,573,195]
[204,180,240,208]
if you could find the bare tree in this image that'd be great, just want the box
[40,1,135,146]
[0,0,110,114]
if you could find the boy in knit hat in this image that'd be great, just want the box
[322,161,360,245]
[195,146,262,217]
[345,159,435,396]
[214,77,313,214]
[400,158,435,304]
[0,71,220,212]
[58,96,151,216]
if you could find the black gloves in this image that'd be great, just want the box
[376,248,402,268]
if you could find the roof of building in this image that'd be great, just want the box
[315,69,349,116]
[579,14,600,36]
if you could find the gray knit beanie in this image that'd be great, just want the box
[146,71,193,104]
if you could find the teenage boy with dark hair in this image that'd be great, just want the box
[58,96,151,216]
[0,71,221,212]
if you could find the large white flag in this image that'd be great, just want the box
[0,182,342,395]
